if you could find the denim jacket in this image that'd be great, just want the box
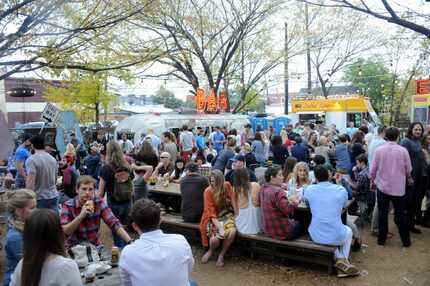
[3,227,23,286]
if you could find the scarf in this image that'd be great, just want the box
[9,215,25,232]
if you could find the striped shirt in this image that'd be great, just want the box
[369,142,412,196]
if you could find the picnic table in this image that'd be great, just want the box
[148,181,181,196]
[148,180,353,232]
[294,199,354,231]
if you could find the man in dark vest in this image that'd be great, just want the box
[57,154,79,203]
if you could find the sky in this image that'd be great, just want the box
[7,0,430,101]
[110,0,430,100]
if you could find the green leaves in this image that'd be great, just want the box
[153,85,184,109]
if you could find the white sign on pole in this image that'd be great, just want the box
[40,103,61,124]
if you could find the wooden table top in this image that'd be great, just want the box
[148,181,354,212]
[148,181,181,196]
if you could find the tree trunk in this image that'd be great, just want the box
[394,71,414,125]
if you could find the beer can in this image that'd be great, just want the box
[86,200,94,209]
[111,246,119,267]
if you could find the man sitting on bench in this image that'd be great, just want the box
[303,165,360,277]
[260,166,302,240]
[61,176,133,254]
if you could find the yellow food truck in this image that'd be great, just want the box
[291,95,380,133]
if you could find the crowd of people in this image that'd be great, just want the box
[1,119,429,284]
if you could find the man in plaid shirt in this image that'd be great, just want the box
[61,175,132,249]
[260,166,302,240]
[349,154,372,203]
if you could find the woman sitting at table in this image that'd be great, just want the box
[232,168,262,234]
[286,162,312,194]
[169,157,186,183]
[10,209,81,286]
[3,189,36,286]
[282,157,297,184]
[200,170,238,267]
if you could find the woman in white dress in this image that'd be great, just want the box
[232,167,262,234]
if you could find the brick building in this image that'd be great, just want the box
[0,76,59,128]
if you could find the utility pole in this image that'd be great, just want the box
[241,40,245,99]
[284,22,289,115]
[305,3,312,96]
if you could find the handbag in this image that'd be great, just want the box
[67,242,101,268]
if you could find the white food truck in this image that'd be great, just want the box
[114,113,251,142]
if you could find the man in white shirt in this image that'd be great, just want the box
[146,128,162,155]
[119,199,196,286]
[118,134,134,154]
[179,124,195,163]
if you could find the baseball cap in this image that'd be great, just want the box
[229,155,245,162]
[323,163,334,172]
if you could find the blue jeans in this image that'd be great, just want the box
[108,200,131,248]
[287,221,302,240]
[37,196,59,211]
[14,176,26,189]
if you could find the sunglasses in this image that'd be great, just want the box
[160,157,168,159]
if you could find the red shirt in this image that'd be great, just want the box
[260,183,298,240]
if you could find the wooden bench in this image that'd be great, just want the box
[160,214,336,274]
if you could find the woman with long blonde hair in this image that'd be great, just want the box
[64,143,76,165]
[97,140,134,248]
[4,189,36,286]
[287,162,311,192]
[260,131,270,161]
[200,170,238,267]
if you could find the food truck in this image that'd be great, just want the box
[291,95,380,134]
[410,79,430,125]
[114,113,251,143]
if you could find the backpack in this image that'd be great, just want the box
[108,164,134,201]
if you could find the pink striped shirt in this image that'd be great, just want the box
[369,142,412,196]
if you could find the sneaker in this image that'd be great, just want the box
[334,259,360,276]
